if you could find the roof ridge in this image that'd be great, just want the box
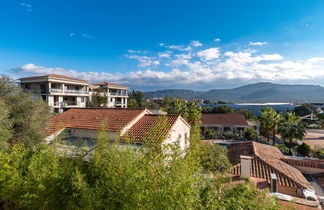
[255,155,311,189]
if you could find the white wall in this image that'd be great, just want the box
[163,117,191,152]
[72,128,117,140]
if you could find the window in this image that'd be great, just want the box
[185,133,188,145]
[81,97,84,102]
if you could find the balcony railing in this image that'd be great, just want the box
[49,89,89,94]
[109,92,128,96]
[65,89,89,94]
[50,88,62,93]
[54,101,79,107]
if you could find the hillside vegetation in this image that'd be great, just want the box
[144,82,324,103]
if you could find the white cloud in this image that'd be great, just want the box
[126,55,160,67]
[20,3,32,12]
[197,48,220,60]
[249,42,267,46]
[82,34,93,39]
[308,57,324,63]
[158,52,171,58]
[11,40,324,89]
[191,40,203,47]
[214,38,221,42]
[70,32,75,37]
[166,45,192,51]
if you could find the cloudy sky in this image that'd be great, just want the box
[2,0,324,91]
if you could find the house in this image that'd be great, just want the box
[44,108,190,152]
[19,74,130,113]
[201,113,249,133]
[91,82,129,108]
[226,141,324,207]
[19,74,89,113]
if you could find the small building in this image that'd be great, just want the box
[45,108,190,152]
[19,74,89,113]
[201,113,249,132]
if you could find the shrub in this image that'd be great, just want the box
[297,143,311,157]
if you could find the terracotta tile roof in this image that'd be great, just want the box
[44,108,147,136]
[228,141,313,190]
[96,82,128,89]
[121,114,180,144]
[20,74,88,82]
[201,113,248,126]
[282,158,324,170]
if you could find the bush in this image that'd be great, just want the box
[312,146,324,159]
[297,143,311,157]
[0,140,279,209]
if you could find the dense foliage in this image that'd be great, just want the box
[87,87,108,107]
[202,105,257,120]
[293,103,319,116]
[0,137,279,209]
[0,76,51,149]
[0,76,280,209]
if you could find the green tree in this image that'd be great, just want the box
[199,144,231,174]
[0,76,51,148]
[278,112,306,155]
[293,103,318,116]
[186,101,202,127]
[128,90,144,108]
[259,107,281,145]
[244,127,258,141]
[0,100,12,150]
[87,88,108,107]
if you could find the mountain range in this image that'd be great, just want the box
[143,82,324,103]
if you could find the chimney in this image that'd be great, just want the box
[240,155,252,178]
[270,173,278,193]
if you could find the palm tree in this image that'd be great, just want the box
[186,102,202,127]
[259,107,281,145]
[278,112,306,155]
[167,99,188,117]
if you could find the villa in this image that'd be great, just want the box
[44,108,191,152]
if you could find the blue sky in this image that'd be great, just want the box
[2,0,324,90]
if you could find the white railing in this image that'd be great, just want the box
[50,89,88,94]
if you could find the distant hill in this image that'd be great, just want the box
[144,82,324,103]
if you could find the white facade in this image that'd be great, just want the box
[20,75,89,113]
[19,75,130,113]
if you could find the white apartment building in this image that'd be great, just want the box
[92,82,128,108]
[19,74,129,113]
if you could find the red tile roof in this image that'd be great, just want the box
[228,141,313,190]
[201,113,248,126]
[121,114,180,144]
[20,74,88,82]
[44,108,147,136]
[96,82,128,88]
[282,158,324,170]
